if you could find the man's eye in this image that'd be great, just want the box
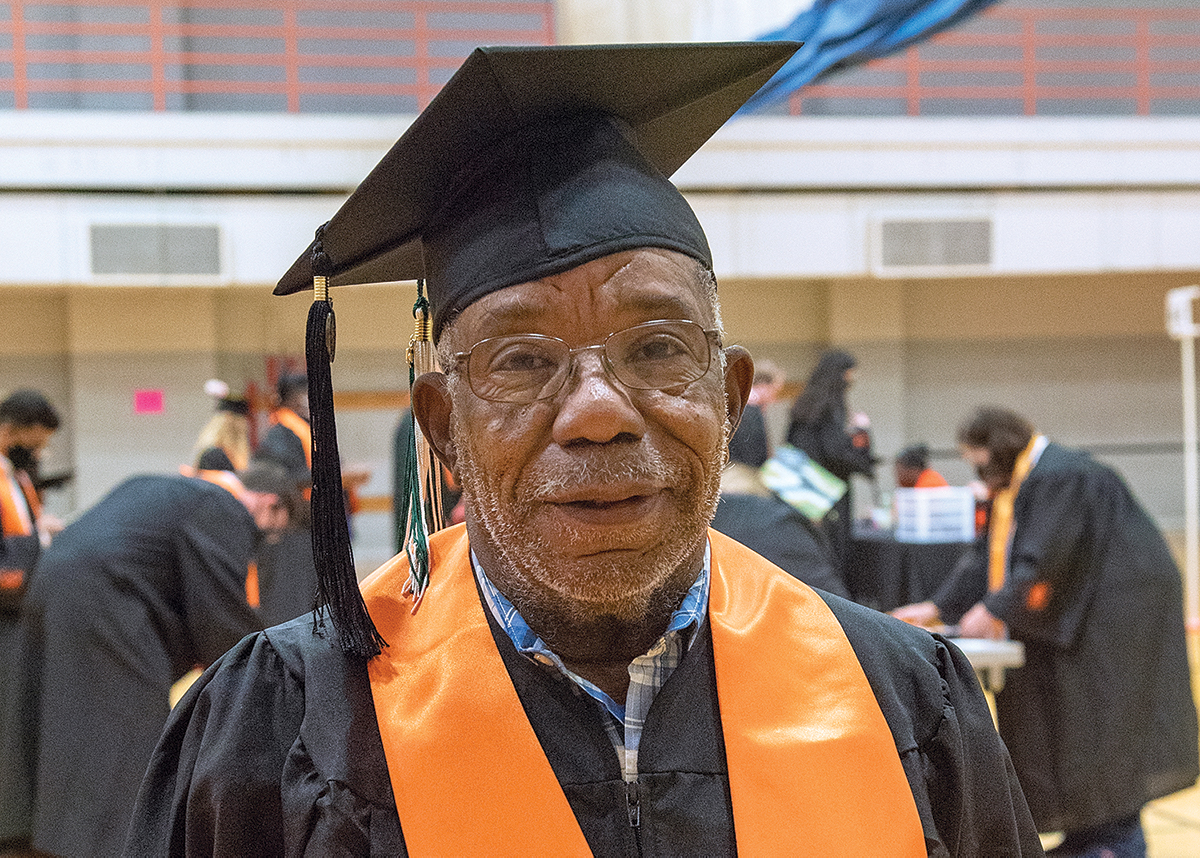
[625,335,688,364]
[488,346,559,374]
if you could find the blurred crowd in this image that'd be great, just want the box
[0,373,369,857]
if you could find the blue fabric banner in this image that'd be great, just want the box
[741,0,1000,112]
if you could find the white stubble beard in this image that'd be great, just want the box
[451,408,730,626]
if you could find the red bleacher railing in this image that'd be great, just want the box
[0,0,555,111]
[791,4,1200,116]
[0,3,1196,115]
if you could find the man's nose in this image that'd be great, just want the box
[551,347,646,445]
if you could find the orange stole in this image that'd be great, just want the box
[364,525,924,857]
[1,467,37,593]
[987,436,1041,592]
[1,470,34,537]
[271,407,312,469]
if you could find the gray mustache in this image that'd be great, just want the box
[525,451,683,499]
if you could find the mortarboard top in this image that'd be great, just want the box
[276,42,800,338]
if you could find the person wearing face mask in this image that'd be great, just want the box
[0,390,62,848]
[893,406,1198,857]
[0,393,61,854]
[0,390,61,605]
[0,462,291,858]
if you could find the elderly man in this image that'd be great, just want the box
[126,45,1040,856]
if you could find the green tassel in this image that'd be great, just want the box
[400,288,441,610]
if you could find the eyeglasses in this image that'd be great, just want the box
[452,319,721,404]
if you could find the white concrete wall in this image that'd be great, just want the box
[5,114,1198,287]
[554,0,808,44]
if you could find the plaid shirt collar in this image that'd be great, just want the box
[472,542,711,723]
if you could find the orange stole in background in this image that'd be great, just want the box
[0,468,39,592]
[364,526,924,856]
[987,436,1042,592]
[271,407,312,469]
[1,466,40,537]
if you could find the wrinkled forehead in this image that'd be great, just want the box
[441,249,713,347]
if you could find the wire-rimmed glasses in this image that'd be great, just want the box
[451,319,721,404]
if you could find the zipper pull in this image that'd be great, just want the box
[625,780,641,828]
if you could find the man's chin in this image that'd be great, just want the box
[533,541,704,618]
[539,575,669,625]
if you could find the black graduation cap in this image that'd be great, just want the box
[283,42,801,659]
[277,42,800,336]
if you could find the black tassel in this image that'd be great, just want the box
[307,229,385,658]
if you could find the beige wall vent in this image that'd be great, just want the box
[874,217,992,274]
[90,224,222,276]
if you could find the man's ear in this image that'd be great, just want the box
[411,371,456,473]
[722,346,755,438]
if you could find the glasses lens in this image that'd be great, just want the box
[467,335,569,403]
[607,321,711,390]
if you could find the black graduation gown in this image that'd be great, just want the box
[255,421,311,487]
[932,443,1199,833]
[124,587,1041,856]
[0,471,41,842]
[0,475,264,858]
[785,408,875,575]
[784,406,874,484]
[727,403,770,468]
[710,493,849,598]
[254,526,319,627]
[253,417,321,627]
[194,446,236,473]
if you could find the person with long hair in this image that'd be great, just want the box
[193,379,251,473]
[785,349,875,576]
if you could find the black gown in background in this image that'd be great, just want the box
[933,443,1199,834]
[710,492,849,598]
[785,405,875,574]
[124,585,1042,856]
[252,417,320,627]
[254,418,311,488]
[0,474,264,858]
[0,460,42,843]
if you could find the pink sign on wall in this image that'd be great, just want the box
[134,389,164,414]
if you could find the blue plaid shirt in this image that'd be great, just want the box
[473,546,710,783]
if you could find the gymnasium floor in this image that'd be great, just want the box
[1141,779,1200,857]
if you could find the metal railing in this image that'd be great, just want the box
[792,4,1200,116]
[0,0,555,111]
[1,3,1195,116]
